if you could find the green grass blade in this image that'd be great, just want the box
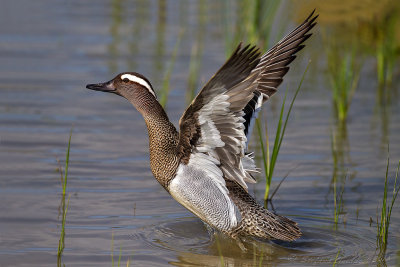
[256,120,268,175]
[118,245,122,267]
[382,154,389,236]
[57,130,73,267]
[265,119,270,177]
[159,29,184,108]
[376,147,400,260]
[111,232,115,267]
[333,249,340,266]
[59,194,71,250]
[215,236,224,266]
[256,118,272,201]
[263,61,310,201]
[277,61,310,152]
[268,90,286,184]
[63,129,73,196]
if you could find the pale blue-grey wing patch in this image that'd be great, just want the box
[169,153,241,232]
[195,95,229,152]
[191,89,256,188]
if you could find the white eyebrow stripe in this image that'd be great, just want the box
[121,74,156,97]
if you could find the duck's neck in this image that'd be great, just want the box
[139,101,180,188]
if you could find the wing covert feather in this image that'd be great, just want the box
[177,11,318,190]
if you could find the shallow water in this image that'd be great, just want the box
[1,0,400,266]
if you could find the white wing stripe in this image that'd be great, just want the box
[196,94,230,151]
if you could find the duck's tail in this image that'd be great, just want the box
[226,180,301,241]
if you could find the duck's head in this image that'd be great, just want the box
[86,72,157,113]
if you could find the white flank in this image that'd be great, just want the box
[169,152,239,231]
[121,74,155,97]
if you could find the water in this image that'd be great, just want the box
[1,0,400,266]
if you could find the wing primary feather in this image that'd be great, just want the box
[177,10,318,192]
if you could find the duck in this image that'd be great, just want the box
[86,11,317,243]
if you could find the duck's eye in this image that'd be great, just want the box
[122,78,129,83]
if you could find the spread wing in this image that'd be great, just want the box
[177,11,318,190]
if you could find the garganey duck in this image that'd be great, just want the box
[87,11,317,242]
